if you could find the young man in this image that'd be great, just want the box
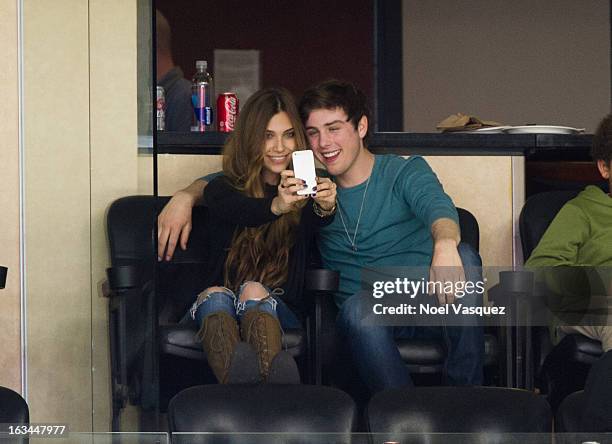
[298,80,483,392]
[525,114,612,351]
[525,114,612,432]
[156,9,192,132]
[157,80,484,392]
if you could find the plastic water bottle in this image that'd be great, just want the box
[191,60,214,131]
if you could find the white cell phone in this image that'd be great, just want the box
[292,150,317,196]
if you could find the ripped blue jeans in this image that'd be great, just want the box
[189,282,302,330]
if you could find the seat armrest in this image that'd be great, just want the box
[0,265,7,289]
[106,264,142,290]
[305,269,339,292]
[499,270,535,294]
[308,270,340,385]
[488,270,536,305]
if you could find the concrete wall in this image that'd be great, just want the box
[17,0,138,431]
[402,0,610,132]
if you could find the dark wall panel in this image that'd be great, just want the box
[157,0,374,108]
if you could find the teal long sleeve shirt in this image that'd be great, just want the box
[318,155,459,307]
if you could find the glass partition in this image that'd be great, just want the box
[138,0,154,151]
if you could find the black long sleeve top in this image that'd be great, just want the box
[200,175,334,319]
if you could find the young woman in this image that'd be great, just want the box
[189,87,336,384]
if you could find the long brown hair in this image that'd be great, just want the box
[222,87,309,290]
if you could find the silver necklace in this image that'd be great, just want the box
[337,175,371,251]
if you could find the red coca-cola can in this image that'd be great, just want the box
[217,92,239,132]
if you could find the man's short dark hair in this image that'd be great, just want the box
[591,114,612,164]
[299,79,371,142]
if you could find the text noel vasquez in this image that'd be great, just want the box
[372,303,505,316]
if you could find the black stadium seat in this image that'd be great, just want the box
[0,386,29,425]
[105,195,337,428]
[367,387,552,439]
[168,384,357,443]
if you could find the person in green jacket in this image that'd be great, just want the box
[525,114,612,352]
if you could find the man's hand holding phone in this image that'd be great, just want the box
[313,177,337,213]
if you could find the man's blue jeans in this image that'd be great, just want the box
[336,243,485,394]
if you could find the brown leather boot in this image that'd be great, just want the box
[197,311,240,383]
[240,309,282,380]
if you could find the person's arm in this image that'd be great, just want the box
[525,203,591,316]
[205,170,309,227]
[400,157,460,230]
[525,203,587,267]
[205,172,306,227]
[204,176,281,226]
[525,203,588,293]
[157,179,207,261]
[204,170,308,227]
[310,176,337,227]
[399,157,464,304]
[429,218,465,304]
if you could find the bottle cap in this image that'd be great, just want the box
[195,60,207,70]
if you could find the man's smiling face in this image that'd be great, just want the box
[305,107,367,180]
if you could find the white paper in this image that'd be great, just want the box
[214,49,261,104]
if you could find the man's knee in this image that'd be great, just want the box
[239,281,269,302]
[337,292,369,330]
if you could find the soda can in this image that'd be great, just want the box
[217,92,239,132]
[156,86,166,131]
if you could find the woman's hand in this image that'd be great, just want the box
[313,177,337,212]
[271,170,308,215]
